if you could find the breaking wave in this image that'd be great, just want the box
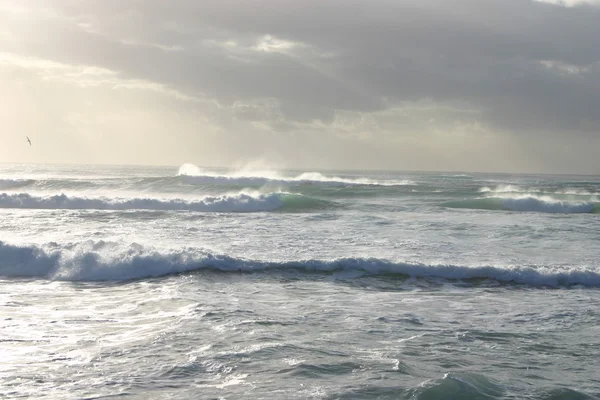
[478,185,526,193]
[442,196,600,214]
[1,241,598,285]
[0,192,333,213]
[178,163,413,187]
[479,185,600,197]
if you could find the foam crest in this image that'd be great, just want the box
[178,163,412,187]
[556,189,600,196]
[500,196,597,213]
[479,185,600,199]
[443,195,600,214]
[478,185,525,193]
[1,241,598,285]
[0,192,283,213]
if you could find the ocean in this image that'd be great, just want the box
[1,163,599,399]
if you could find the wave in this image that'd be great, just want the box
[479,185,600,197]
[405,373,505,399]
[478,185,526,193]
[442,196,600,214]
[437,174,474,179]
[178,164,413,187]
[1,241,598,285]
[0,176,170,193]
[0,192,333,213]
[0,178,33,190]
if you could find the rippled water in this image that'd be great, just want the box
[1,164,600,399]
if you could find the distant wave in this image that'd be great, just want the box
[0,176,162,192]
[178,164,413,187]
[1,241,598,285]
[478,185,526,193]
[0,178,33,190]
[0,192,333,213]
[437,174,474,179]
[479,185,600,197]
[442,196,600,214]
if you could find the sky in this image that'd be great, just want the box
[1,0,599,173]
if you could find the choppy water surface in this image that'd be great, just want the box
[1,163,599,399]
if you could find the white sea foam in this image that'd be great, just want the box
[1,241,598,285]
[478,185,526,193]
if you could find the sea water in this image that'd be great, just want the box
[1,163,599,399]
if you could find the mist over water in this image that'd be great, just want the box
[1,163,600,399]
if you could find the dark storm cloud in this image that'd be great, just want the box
[3,0,599,131]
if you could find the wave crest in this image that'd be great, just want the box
[1,241,598,285]
[0,192,284,212]
[178,164,412,187]
[479,185,600,198]
[0,191,335,213]
[443,196,600,214]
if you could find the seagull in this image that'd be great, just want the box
[26,136,31,146]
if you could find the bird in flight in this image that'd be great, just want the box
[26,136,31,146]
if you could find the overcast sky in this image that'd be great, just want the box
[1,0,599,173]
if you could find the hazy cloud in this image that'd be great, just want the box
[1,0,599,172]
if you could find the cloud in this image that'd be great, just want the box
[1,0,599,172]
